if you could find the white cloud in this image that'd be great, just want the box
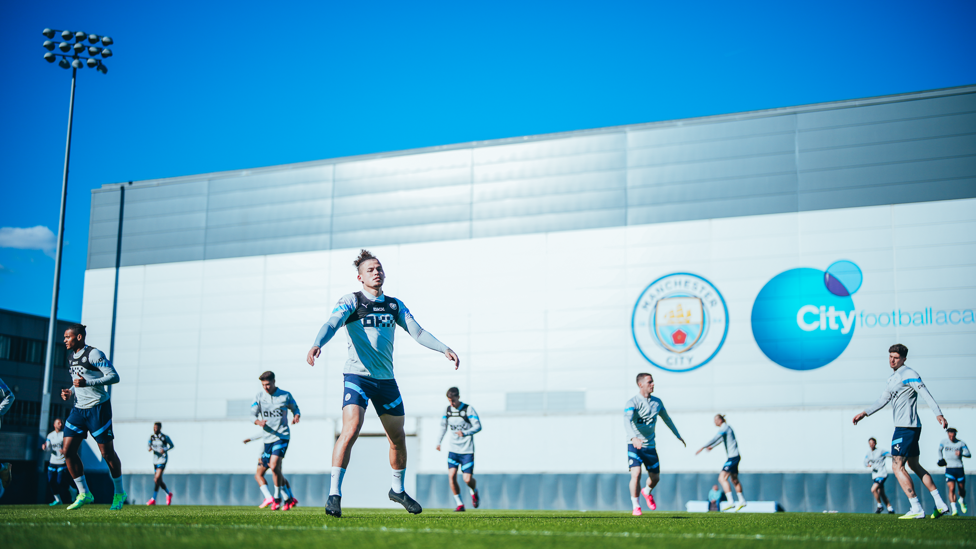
[0,226,57,257]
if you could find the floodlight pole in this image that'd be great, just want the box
[38,65,76,455]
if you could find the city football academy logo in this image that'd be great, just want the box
[632,273,729,372]
[751,260,862,371]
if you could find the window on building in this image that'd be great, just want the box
[0,333,68,367]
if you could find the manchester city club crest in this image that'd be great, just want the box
[632,273,728,372]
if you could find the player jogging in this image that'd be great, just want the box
[0,376,14,501]
[60,324,126,510]
[696,414,746,511]
[624,373,685,516]
[242,434,299,510]
[43,418,69,505]
[251,371,300,511]
[865,437,894,514]
[853,343,950,520]
[436,387,482,511]
[939,428,970,516]
[147,422,175,505]
[308,249,460,518]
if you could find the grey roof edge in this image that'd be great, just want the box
[93,84,976,194]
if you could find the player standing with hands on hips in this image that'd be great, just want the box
[308,250,459,518]
[853,343,950,519]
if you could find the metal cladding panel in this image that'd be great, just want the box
[87,87,976,269]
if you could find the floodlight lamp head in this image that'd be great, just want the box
[74,31,86,41]
[72,43,85,53]
[97,64,107,74]
[43,28,56,38]
[58,41,71,52]
[86,58,98,68]
[44,52,57,63]
[61,30,73,40]
[100,48,112,58]
[88,34,99,44]
[100,36,113,46]
[88,46,101,55]
[44,40,56,51]
[72,58,84,69]
[59,58,71,69]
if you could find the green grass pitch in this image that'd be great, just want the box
[1,506,974,549]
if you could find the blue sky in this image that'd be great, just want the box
[1,0,974,322]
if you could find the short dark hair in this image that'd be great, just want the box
[154,422,162,428]
[636,373,652,385]
[889,344,908,358]
[868,437,877,444]
[66,323,87,339]
[716,414,726,423]
[353,249,379,272]
[259,371,275,382]
[446,387,460,398]
[947,428,958,434]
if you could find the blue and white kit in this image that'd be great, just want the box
[940,438,970,484]
[149,433,175,469]
[624,394,681,472]
[439,403,482,471]
[863,366,943,458]
[250,388,300,467]
[703,423,742,474]
[0,377,14,430]
[865,447,890,484]
[64,346,120,443]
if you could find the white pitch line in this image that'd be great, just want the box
[1,521,973,547]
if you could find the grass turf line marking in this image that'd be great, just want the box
[1,522,973,547]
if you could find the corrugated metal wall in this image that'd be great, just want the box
[87,86,976,270]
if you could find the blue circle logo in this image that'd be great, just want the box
[751,261,862,371]
[632,273,729,373]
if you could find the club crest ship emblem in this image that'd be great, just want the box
[632,273,729,373]
[655,297,704,353]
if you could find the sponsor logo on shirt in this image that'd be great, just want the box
[632,273,728,373]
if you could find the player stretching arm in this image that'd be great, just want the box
[865,437,894,514]
[853,343,950,520]
[624,373,685,516]
[436,387,482,512]
[939,428,970,516]
[59,324,126,510]
[696,414,746,512]
[307,249,459,518]
[147,422,175,505]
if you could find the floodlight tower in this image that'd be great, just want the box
[37,28,115,454]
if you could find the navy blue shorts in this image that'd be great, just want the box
[343,374,404,416]
[873,476,887,486]
[891,427,921,458]
[65,401,114,443]
[47,464,66,484]
[154,463,167,471]
[723,456,741,474]
[448,452,474,473]
[259,440,289,468]
[627,444,660,473]
[946,467,965,483]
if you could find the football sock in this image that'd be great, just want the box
[737,491,746,503]
[887,505,894,511]
[725,492,733,504]
[74,475,89,495]
[153,490,159,500]
[163,487,170,495]
[909,496,922,512]
[111,475,124,495]
[454,494,463,506]
[641,486,651,496]
[260,484,273,500]
[53,495,62,503]
[273,485,281,499]
[950,501,958,512]
[469,486,477,496]
[392,468,405,493]
[631,496,640,509]
[330,467,345,497]
[283,486,294,499]
[876,502,883,508]
[930,489,947,510]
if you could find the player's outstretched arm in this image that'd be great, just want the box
[906,376,946,427]
[659,406,684,446]
[858,388,894,424]
[396,301,458,369]
[308,297,356,366]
